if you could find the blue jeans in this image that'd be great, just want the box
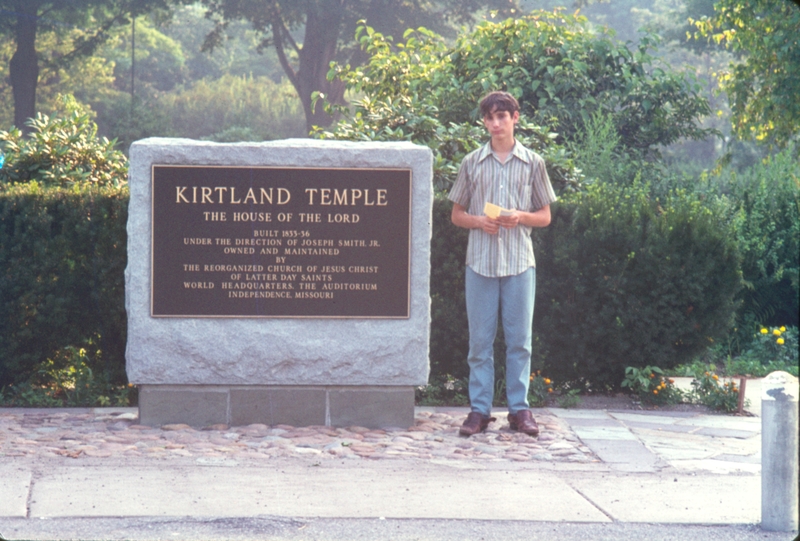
[465,266,535,416]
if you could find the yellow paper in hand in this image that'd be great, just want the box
[483,202,514,219]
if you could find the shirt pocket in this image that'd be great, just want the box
[514,182,532,212]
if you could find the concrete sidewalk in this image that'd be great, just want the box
[0,377,797,541]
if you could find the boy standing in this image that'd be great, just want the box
[448,91,557,436]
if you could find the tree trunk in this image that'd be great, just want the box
[9,1,39,134]
[296,1,346,132]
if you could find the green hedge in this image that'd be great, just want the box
[429,183,743,390]
[430,195,469,379]
[532,183,742,389]
[0,183,128,387]
[720,148,800,332]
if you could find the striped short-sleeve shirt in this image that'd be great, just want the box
[448,140,557,277]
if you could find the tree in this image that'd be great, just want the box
[317,12,715,189]
[0,0,172,133]
[693,0,800,147]
[197,0,522,132]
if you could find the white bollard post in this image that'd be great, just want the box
[761,371,799,532]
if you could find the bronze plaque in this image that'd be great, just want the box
[151,165,411,318]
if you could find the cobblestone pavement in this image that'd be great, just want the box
[0,408,598,464]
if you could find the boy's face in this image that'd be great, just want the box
[482,107,519,140]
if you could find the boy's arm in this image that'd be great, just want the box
[496,205,551,229]
[451,203,501,235]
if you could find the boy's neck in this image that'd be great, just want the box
[490,135,516,157]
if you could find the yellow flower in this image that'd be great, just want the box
[760,328,768,334]
[544,378,552,385]
[773,329,781,336]
[712,374,719,380]
[547,388,553,393]
[777,338,785,345]
[653,389,659,395]
[780,326,786,332]
[530,374,535,381]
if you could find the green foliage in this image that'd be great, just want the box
[445,13,714,154]
[0,96,127,186]
[566,110,663,187]
[704,146,800,332]
[161,75,307,141]
[94,75,307,151]
[160,4,287,83]
[556,389,582,409]
[621,364,746,412]
[428,182,742,393]
[673,356,799,379]
[104,16,188,93]
[690,370,744,413]
[742,326,798,368]
[0,181,128,388]
[0,24,118,130]
[0,381,64,407]
[528,371,555,407]
[415,374,469,407]
[429,195,469,379]
[533,182,742,390]
[693,0,800,147]
[319,13,713,183]
[622,365,684,405]
[196,0,525,129]
[667,145,799,341]
[96,95,173,153]
[672,325,799,378]
[0,345,136,407]
[315,21,581,191]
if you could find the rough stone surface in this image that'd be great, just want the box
[0,408,596,464]
[126,139,433,386]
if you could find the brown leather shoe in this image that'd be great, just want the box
[459,412,496,436]
[508,410,539,436]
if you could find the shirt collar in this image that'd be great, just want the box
[477,139,531,164]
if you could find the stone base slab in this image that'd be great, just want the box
[138,385,415,429]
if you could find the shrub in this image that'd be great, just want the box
[528,371,555,407]
[691,371,745,413]
[429,195,469,379]
[318,12,713,192]
[414,374,469,407]
[0,98,130,391]
[0,96,127,187]
[670,325,800,378]
[621,365,683,405]
[741,325,798,368]
[0,344,136,407]
[532,181,742,390]
[717,147,799,333]
[0,181,128,388]
[443,14,713,155]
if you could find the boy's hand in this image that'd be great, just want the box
[480,216,501,234]
[496,212,520,229]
